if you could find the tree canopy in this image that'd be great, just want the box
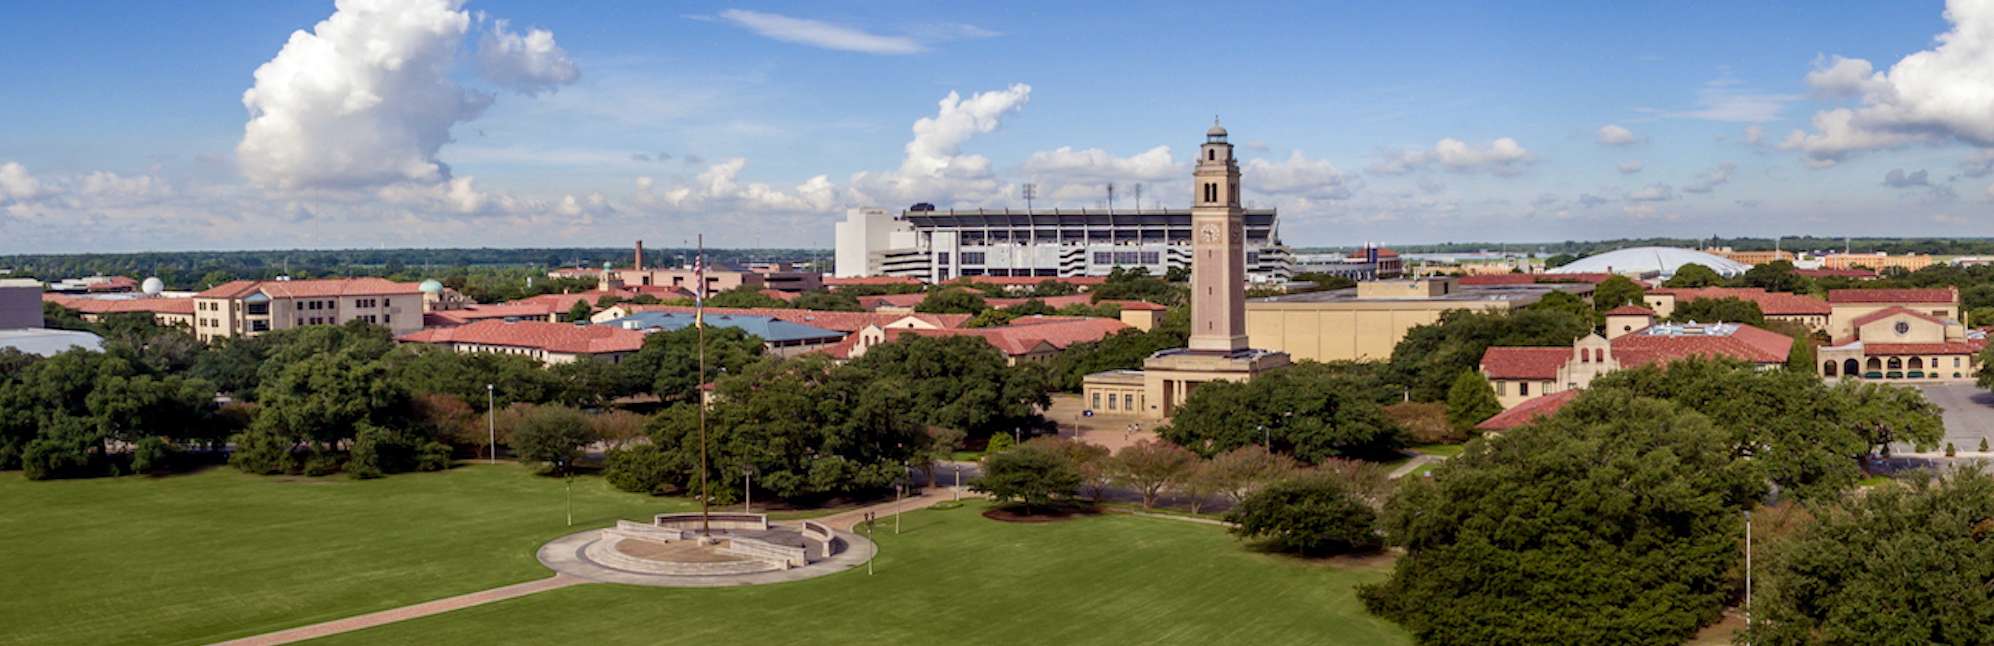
[847,334,1049,438]
[1667,297,1764,326]
[1592,275,1646,312]
[1662,263,1724,288]
[1748,467,1994,644]
[1361,391,1763,645]
[1160,362,1404,462]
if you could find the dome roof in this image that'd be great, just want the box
[419,279,444,294]
[1546,247,1751,278]
[141,277,164,296]
[1206,117,1228,137]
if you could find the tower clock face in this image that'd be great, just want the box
[1200,223,1220,243]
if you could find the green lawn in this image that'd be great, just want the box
[1410,442,1468,458]
[316,502,1408,646]
[0,463,689,646]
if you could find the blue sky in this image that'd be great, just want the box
[1,1,1989,252]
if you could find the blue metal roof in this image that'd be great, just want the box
[599,312,844,344]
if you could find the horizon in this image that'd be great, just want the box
[5,2,1994,252]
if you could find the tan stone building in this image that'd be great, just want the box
[1083,120,1290,419]
[1825,288,1958,339]
[1244,278,1594,362]
[397,319,645,365]
[193,278,424,342]
[1817,306,1982,382]
[1821,252,1932,272]
[1480,318,1793,410]
[1642,287,1831,332]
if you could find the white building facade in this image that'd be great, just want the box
[834,205,1292,283]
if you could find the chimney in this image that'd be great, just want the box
[634,240,645,271]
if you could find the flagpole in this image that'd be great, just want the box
[697,234,710,537]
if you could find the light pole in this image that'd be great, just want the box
[486,384,496,464]
[743,466,754,514]
[953,465,961,501]
[1744,509,1753,632]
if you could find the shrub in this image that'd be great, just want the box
[984,431,1015,455]
[301,450,342,477]
[1384,401,1459,444]
[1946,442,1957,457]
[509,406,597,474]
[1225,474,1380,556]
[1444,371,1502,432]
[973,443,1082,513]
[416,441,453,471]
[229,430,297,475]
[22,436,93,481]
[605,444,676,495]
[131,436,177,475]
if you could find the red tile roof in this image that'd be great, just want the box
[988,293,1096,310]
[1603,304,1655,316]
[1476,390,1580,431]
[1480,347,1571,380]
[882,316,1130,357]
[507,293,614,313]
[1649,287,1830,316]
[422,303,560,327]
[1847,306,1950,331]
[42,294,194,315]
[857,293,928,309]
[397,319,645,355]
[619,305,969,332]
[85,276,140,292]
[1861,341,1984,355]
[1612,323,1792,366]
[1828,288,1957,304]
[197,277,423,299]
[1534,273,1615,284]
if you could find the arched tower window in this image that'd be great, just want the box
[1207,149,1215,161]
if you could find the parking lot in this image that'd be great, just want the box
[1902,383,1994,456]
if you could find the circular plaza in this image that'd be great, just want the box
[537,512,876,588]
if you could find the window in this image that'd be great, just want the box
[1091,393,1100,409]
[1496,381,1507,396]
[1139,252,1160,264]
[1207,149,1214,161]
[961,252,985,265]
[1093,252,1112,264]
[1124,394,1134,410]
[1957,357,1964,367]
[1106,395,1116,410]
[1519,382,1529,396]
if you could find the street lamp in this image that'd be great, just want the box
[486,384,496,464]
[742,465,754,514]
[1258,424,1269,455]
[952,464,962,501]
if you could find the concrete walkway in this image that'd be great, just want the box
[216,489,977,645]
[1387,454,1437,479]
[210,574,583,646]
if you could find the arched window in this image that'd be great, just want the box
[1844,358,1859,376]
[1823,361,1837,377]
[1207,149,1215,161]
[1866,357,1882,371]
[1594,348,1605,362]
[1887,357,1902,370]
[1909,357,1925,370]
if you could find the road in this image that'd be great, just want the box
[1905,383,1994,455]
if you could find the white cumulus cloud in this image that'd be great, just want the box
[1597,124,1639,146]
[0,162,44,202]
[1618,161,1645,174]
[1371,137,1534,176]
[1682,162,1736,194]
[1784,1,1994,164]
[236,0,575,191]
[848,83,1031,205]
[477,18,579,95]
[1245,151,1360,200]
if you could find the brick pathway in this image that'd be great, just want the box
[212,574,583,646]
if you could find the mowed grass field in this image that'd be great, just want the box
[316,502,1410,646]
[0,463,688,646]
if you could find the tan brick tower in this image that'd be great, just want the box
[1188,118,1249,352]
[1079,118,1289,419]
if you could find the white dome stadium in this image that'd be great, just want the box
[141,277,164,295]
[1546,246,1750,278]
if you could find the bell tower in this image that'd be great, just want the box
[1189,117,1248,352]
